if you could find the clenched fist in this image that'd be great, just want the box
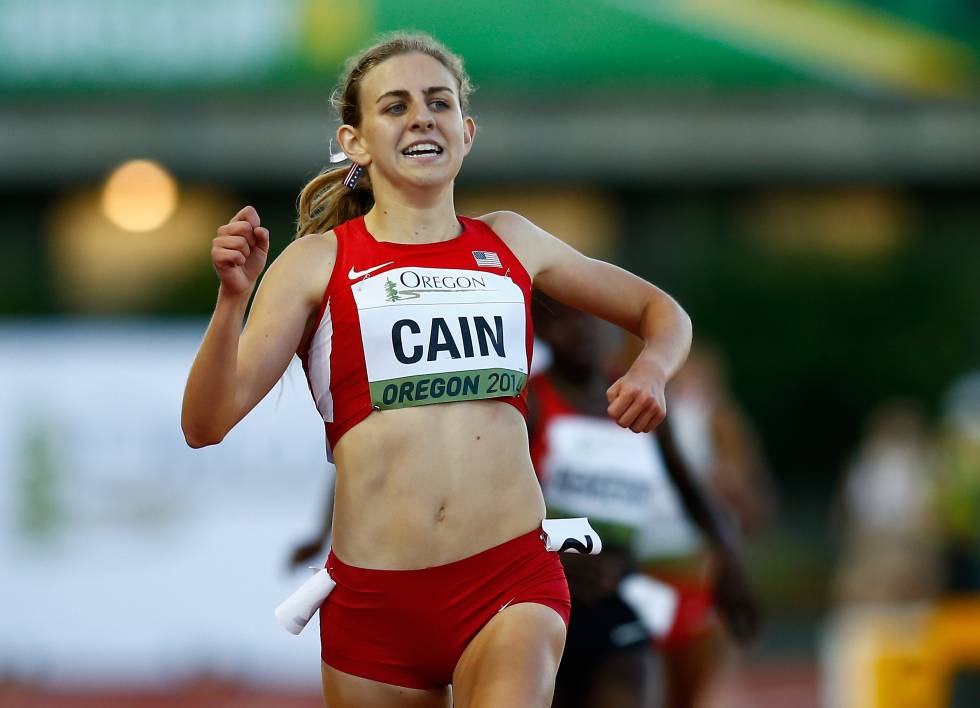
[606,358,668,433]
[212,205,271,296]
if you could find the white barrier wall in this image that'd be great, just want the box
[0,321,333,688]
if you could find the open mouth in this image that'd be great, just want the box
[401,142,444,158]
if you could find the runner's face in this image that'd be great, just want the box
[538,305,602,380]
[354,53,474,190]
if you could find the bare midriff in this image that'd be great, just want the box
[330,399,545,570]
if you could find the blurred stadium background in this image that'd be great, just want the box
[2,1,980,706]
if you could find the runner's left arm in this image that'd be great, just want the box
[655,414,762,644]
[483,210,692,433]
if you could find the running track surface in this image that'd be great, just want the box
[0,661,817,708]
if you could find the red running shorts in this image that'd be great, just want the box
[654,575,716,650]
[320,526,571,689]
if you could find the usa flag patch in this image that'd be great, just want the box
[472,250,502,268]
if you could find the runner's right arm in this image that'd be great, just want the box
[181,206,335,448]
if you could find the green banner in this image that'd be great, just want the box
[370,368,526,410]
[1,0,976,95]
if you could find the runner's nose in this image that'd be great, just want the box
[410,104,436,131]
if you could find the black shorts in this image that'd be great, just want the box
[558,590,651,693]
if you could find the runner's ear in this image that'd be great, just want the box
[462,117,476,154]
[337,124,371,167]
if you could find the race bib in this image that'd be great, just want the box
[542,416,662,533]
[352,267,528,410]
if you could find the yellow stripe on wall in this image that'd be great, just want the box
[613,0,977,96]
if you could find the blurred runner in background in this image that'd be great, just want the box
[644,345,776,708]
[831,399,941,606]
[529,294,761,708]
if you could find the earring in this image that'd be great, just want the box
[343,162,365,189]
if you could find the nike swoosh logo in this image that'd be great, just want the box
[498,597,516,613]
[348,262,394,280]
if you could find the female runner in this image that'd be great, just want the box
[529,295,759,708]
[181,31,691,708]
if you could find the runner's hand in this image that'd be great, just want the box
[289,539,327,570]
[711,547,762,645]
[606,360,668,433]
[212,205,270,296]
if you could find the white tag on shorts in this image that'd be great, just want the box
[541,517,603,555]
[274,568,337,635]
[618,572,679,639]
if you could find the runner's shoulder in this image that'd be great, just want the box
[475,211,548,277]
[476,210,538,240]
[266,231,338,303]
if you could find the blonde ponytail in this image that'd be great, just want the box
[295,165,374,239]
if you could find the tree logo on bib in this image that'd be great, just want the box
[384,278,402,302]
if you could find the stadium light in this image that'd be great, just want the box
[101,159,178,232]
